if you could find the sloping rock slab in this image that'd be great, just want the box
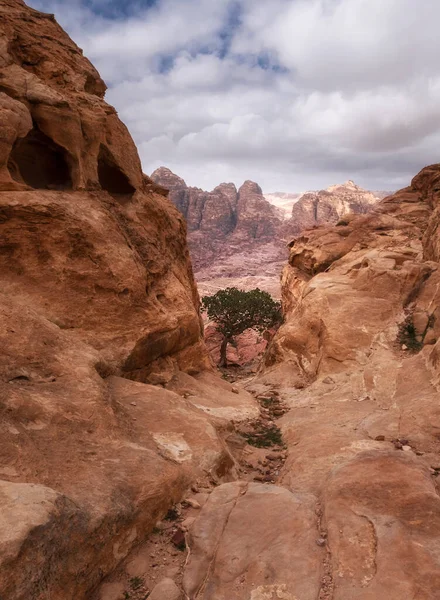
[0,480,85,599]
[183,482,321,599]
[325,450,440,599]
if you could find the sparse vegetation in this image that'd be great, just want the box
[398,317,423,352]
[164,507,180,521]
[123,576,149,600]
[129,577,144,590]
[202,287,282,367]
[243,422,283,448]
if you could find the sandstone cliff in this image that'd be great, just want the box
[151,167,284,272]
[162,166,440,600]
[153,169,386,301]
[249,163,440,598]
[284,179,382,235]
[0,2,258,598]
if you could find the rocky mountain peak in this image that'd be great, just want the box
[150,166,187,190]
[284,178,380,235]
[213,182,238,207]
[239,180,263,196]
[151,168,284,268]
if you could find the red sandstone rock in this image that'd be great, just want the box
[152,170,384,300]
[183,482,321,599]
[204,323,270,366]
[252,163,440,598]
[151,168,284,273]
[284,180,382,236]
[0,3,259,598]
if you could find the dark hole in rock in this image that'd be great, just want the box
[8,128,73,190]
[98,145,135,196]
[8,375,30,383]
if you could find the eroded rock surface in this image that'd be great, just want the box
[252,163,440,599]
[151,167,284,273]
[183,482,321,600]
[0,2,259,598]
[284,180,383,236]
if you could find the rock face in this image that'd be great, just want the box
[0,2,260,598]
[204,324,271,368]
[254,163,440,598]
[153,170,385,367]
[151,167,283,271]
[152,170,385,297]
[284,180,382,235]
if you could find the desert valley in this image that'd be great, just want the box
[1,1,440,600]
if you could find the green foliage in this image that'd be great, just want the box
[164,507,179,521]
[129,577,144,591]
[243,423,283,448]
[398,318,422,352]
[201,287,282,340]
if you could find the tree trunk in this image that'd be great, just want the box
[219,337,229,368]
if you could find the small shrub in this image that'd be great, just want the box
[129,577,144,591]
[244,424,283,448]
[336,219,349,226]
[398,318,423,352]
[164,507,179,521]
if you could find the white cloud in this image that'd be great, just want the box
[27,0,440,192]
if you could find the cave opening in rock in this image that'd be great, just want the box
[98,145,135,196]
[8,128,73,190]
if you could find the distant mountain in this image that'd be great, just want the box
[150,167,284,272]
[284,180,383,235]
[264,192,304,219]
[151,168,393,299]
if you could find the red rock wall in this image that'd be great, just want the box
[0,3,261,598]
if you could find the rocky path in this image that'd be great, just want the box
[94,384,293,600]
[95,343,440,600]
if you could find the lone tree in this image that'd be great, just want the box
[201,287,282,367]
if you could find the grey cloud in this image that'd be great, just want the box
[27,0,440,191]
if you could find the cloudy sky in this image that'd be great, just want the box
[28,0,440,192]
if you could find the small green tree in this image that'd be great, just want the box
[202,287,282,367]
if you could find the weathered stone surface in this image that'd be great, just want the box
[204,323,272,367]
[325,451,440,599]
[284,180,382,236]
[151,168,284,272]
[151,167,238,239]
[234,180,282,240]
[0,0,143,193]
[0,2,259,598]
[183,482,321,600]
[255,163,440,598]
[149,578,182,600]
[0,294,257,598]
[0,480,84,599]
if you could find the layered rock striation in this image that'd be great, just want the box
[249,163,440,598]
[0,2,258,598]
[151,167,284,272]
[283,179,382,235]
